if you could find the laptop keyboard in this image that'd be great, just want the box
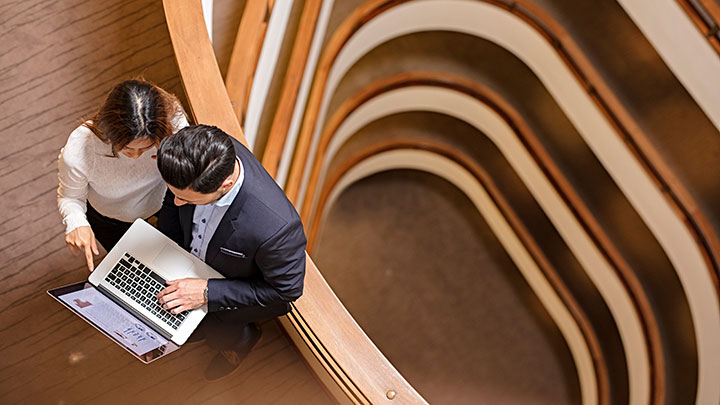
[104,252,188,330]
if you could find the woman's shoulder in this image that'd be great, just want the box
[61,123,106,165]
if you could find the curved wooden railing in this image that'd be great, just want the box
[286,0,720,301]
[300,70,699,404]
[286,0,666,393]
[500,0,720,289]
[281,2,720,400]
[224,0,272,127]
[162,1,426,403]
[311,137,615,404]
[677,0,720,55]
[263,0,323,178]
[297,73,661,387]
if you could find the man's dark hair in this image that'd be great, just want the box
[157,125,236,194]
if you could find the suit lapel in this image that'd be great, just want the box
[205,152,250,265]
[205,202,239,265]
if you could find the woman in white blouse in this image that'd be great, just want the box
[57,79,188,271]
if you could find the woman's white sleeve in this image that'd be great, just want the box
[57,144,91,234]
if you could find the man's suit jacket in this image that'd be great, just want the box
[158,137,307,315]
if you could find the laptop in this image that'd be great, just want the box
[48,219,224,363]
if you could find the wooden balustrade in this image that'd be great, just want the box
[308,137,612,404]
[161,1,426,403]
[263,0,323,178]
[677,0,720,54]
[225,0,271,126]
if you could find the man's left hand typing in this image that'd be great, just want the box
[157,278,208,314]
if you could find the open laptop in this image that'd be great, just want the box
[48,219,223,363]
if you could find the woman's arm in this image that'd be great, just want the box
[57,127,98,270]
[57,137,91,233]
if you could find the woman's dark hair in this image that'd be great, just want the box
[84,79,183,156]
[157,125,236,194]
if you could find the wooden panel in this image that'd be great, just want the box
[225,0,269,126]
[263,0,323,178]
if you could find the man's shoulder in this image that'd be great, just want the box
[228,137,303,231]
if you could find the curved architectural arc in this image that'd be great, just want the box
[319,148,599,404]
[310,138,625,403]
[308,84,650,404]
[302,73,668,404]
[291,2,720,403]
[618,0,720,132]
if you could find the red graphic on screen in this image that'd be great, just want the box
[73,299,92,308]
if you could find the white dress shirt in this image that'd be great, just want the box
[189,158,244,261]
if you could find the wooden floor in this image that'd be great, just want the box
[0,1,331,403]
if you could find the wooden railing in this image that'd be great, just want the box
[296,74,660,388]
[677,0,720,55]
[285,0,720,299]
[225,0,271,127]
[162,1,426,403]
[309,137,613,404]
[280,2,720,401]
[263,0,323,177]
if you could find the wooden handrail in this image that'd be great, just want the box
[281,2,720,399]
[507,0,720,290]
[298,70,665,404]
[308,138,613,404]
[700,0,720,23]
[285,0,720,299]
[676,0,720,55]
[263,0,323,178]
[225,0,271,127]
[161,1,426,403]
[163,0,246,146]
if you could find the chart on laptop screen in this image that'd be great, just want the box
[59,287,168,356]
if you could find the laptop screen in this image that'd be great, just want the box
[48,282,180,363]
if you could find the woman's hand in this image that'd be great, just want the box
[65,226,99,271]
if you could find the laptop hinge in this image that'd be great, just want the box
[95,283,175,342]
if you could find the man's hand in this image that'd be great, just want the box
[65,226,99,272]
[157,278,208,314]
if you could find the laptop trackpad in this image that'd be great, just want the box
[153,245,194,278]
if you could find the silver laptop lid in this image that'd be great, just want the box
[88,219,223,345]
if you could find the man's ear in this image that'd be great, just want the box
[221,175,234,189]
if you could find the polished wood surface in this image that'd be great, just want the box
[162,0,246,145]
[225,0,270,126]
[263,0,323,178]
[161,1,426,402]
[0,0,330,403]
[288,0,720,311]
[677,0,720,54]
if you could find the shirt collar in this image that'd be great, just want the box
[214,157,244,207]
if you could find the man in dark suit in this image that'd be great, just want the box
[154,125,306,380]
